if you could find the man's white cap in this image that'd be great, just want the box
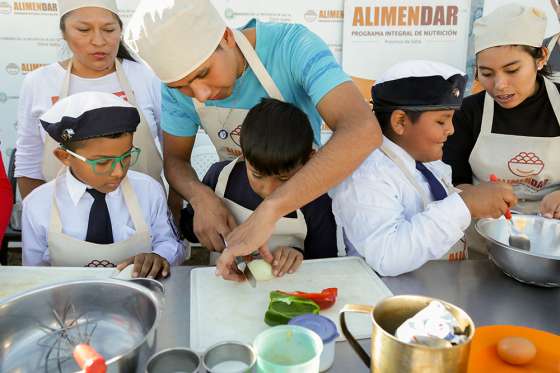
[474,3,547,54]
[124,0,227,83]
[58,0,118,17]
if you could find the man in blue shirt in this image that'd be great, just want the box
[125,0,381,281]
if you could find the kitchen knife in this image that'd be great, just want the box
[236,256,257,288]
[221,235,256,288]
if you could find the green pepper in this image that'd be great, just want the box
[264,291,320,326]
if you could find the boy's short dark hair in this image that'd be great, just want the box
[374,109,423,135]
[240,98,313,176]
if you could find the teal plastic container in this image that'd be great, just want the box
[253,325,323,373]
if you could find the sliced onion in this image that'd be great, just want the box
[247,259,274,281]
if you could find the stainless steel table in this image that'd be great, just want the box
[155,259,560,372]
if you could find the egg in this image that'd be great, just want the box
[497,336,537,365]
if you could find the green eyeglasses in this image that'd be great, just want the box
[64,146,141,175]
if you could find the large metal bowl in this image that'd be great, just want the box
[476,215,560,287]
[0,278,163,373]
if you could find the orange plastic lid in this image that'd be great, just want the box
[468,325,560,373]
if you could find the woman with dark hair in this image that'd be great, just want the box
[444,3,560,222]
[15,0,163,199]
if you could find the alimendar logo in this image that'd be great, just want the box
[352,6,459,26]
[13,1,57,13]
[508,152,544,178]
[21,63,47,74]
[305,9,344,23]
[5,63,47,75]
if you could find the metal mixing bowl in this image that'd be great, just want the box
[476,215,560,287]
[0,278,163,373]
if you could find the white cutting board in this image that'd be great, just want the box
[0,266,132,301]
[190,257,393,351]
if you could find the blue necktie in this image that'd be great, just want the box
[415,162,448,201]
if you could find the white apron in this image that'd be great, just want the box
[42,59,163,184]
[47,170,151,267]
[216,158,307,252]
[469,76,560,215]
[193,29,285,161]
[380,144,468,261]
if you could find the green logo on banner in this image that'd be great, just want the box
[224,8,234,19]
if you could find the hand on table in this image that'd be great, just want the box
[540,191,560,219]
[117,253,170,279]
[272,247,303,277]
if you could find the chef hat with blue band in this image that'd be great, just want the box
[40,92,140,145]
[371,60,467,113]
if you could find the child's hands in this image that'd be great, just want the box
[272,247,303,277]
[459,182,517,219]
[540,191,560,219]
[117,253,170,279]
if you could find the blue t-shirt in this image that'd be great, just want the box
[161,19,350,145]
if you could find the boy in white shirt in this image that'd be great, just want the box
[22,92,185,278]
[330,60,517,276]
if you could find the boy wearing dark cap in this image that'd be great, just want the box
[22,92,185,278]
[181,98,338,281]
[330,60,517,276]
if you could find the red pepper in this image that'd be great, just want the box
[277,288,338,310]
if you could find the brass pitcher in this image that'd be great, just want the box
[339,295,474,373]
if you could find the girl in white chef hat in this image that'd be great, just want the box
[444,3,560,221]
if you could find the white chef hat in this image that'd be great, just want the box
[58,0,118,17]
[474,3,547,54]
[124,0,227,83]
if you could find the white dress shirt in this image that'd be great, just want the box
[22,169,185,266]
[15,60,162,180]
[330,137,471,276]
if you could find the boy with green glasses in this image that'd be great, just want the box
[22,92,185,278]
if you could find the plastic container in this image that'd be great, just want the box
[289,314,339,372]
[253,325,323,373]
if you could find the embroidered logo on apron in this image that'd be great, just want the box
[230,125,242,146]
[508,152,545,177]
[85,259,117,268]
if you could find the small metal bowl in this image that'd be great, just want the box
[146,348,201,373]
[202,341,256,373]
[476,215,560,287]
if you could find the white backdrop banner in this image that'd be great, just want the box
[210,0,344,62]
[342,0,472,81]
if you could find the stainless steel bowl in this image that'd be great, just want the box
[203,341,256,373]
[146,347,201,373]
[476,215,560,287]
[0,278,163,373]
